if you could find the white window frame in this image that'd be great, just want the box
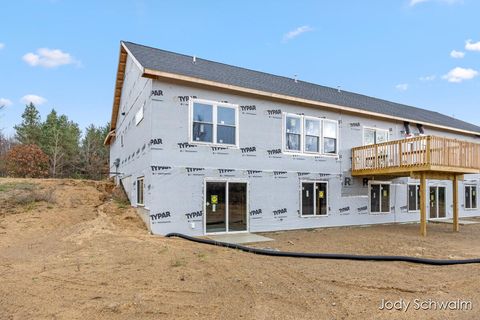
[282,113,339,156]
[465,185,478,210]
[322,119,339,155]
[363,126,389,146]
[203,178,249,235]
[407,183,420,212]
[189,98,239,148]
[284,113,304,153]
[303,116,322,154]
[369,181,391,214]
[136,176,144,206]
[300,180,329,217]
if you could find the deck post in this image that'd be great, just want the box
[453,174,459,232]
[420,172,427,236]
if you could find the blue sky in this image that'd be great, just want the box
[1,0,479,136]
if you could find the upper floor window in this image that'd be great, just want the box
[284,113,338,155]
[285,114,302,151]
[323,120,338,154]
[135,103,144,126]
[190,99,239,147]
[363,127,389,145]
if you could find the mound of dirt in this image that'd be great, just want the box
[1,178,480,320]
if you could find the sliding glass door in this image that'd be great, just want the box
[205,181,247,233]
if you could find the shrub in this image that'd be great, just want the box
[5,144,49,178]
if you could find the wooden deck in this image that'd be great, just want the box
[351,135,480,176]
[351,135,480,236]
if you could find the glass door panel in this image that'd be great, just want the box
[438,186,446,218]
[206,182,226,233]
[228,183,247,232]
[316,183,327,215]
[302,183,315,215]
[380,184,390,213]
[429,186,437,218]
[371,184,381,213]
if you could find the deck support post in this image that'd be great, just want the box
[453,174,459,232]
[420,172,427,236]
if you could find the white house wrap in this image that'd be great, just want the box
[106,41,480,236]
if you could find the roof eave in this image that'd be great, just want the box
[106,41,145,145]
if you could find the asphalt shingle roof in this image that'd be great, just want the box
[123,41,480,134]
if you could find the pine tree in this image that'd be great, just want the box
[14,103,42,145]
[40,109,81,177]
[80,123,110,179]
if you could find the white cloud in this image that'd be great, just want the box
[442,67,478,83]
[409,0,462,6]
[395,83,409,91]
[283,26,314,42]
[409,0,429,6]
[465,39,480,52]
[0,97,13,106]
[20,94,47,105]
[450,50,465,58]
[419,75,436,81]
[0,43,4,50]
[22,48,79,68]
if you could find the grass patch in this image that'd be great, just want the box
[11,190,54,205]
[170,258,187,268]
[0,182,37,192]
[158,246,168,254]
[197,252,207,261]
[111,184,130,209]
[2,185,56,211]
[114,199,130,209]
[24,202,37,211]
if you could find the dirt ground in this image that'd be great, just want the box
[1,178,480,320]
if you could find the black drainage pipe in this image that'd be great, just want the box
[165,233,480,266]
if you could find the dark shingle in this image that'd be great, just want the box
[123,41,480,134]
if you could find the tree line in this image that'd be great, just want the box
[0,103,109,180]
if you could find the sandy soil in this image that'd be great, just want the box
[1,178,480,320]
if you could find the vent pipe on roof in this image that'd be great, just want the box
[294,74,298,83]
[337,86,341,93]
[192,55,196,64]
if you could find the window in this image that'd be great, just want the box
[301,182,328,216]
[190,99,238,146]
[304,118,320,153]
[137,177,144,206]
[370,183,390,213]
[363,127,389,145]
[408,184,420,212]
[323,120,338,154]
[465,185,477,209]
[286,114,302,151]
[135,103,144,125]
[283,113,338,155]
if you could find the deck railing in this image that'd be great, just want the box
[352,135,480,174]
